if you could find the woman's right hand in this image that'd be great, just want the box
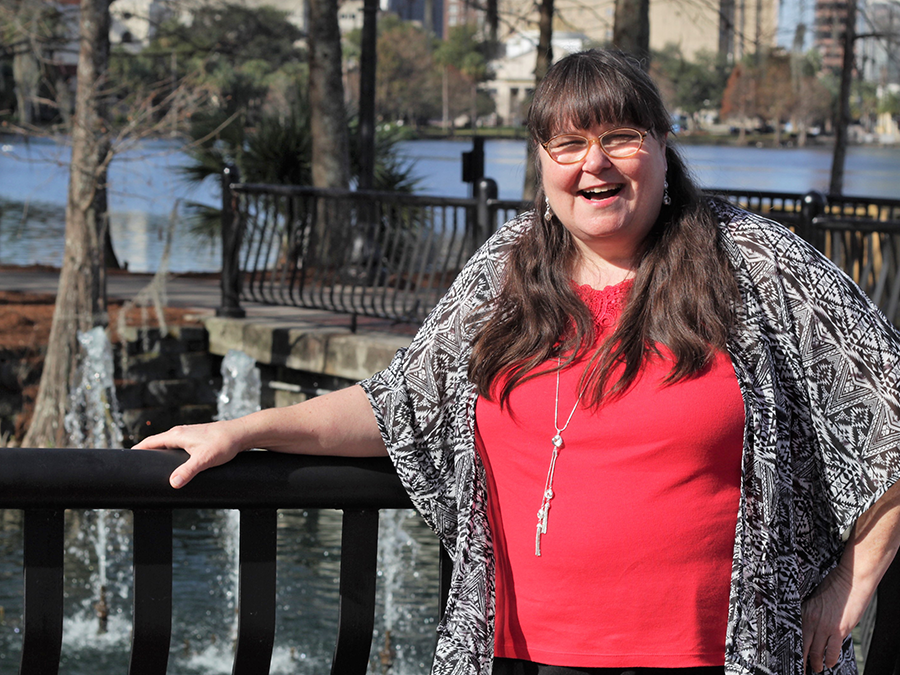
[133,419,246,489]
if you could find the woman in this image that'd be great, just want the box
[135,50,900,675]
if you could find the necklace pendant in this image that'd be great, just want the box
[551,434,563,448]
[535,503,550,556]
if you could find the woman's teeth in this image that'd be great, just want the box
[579,185,622,199]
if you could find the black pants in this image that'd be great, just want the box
[492,659,726,675]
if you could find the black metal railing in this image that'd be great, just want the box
[0,448,451,675]
[218,177,900,326]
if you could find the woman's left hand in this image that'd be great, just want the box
[801,561,871,673]
[801,481,900,673]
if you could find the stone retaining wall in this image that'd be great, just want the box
[116,325,221,444]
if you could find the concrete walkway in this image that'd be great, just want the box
[1,265,415,382]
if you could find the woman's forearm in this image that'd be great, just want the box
[226,385,386,456]
[133,384,387,488]
[802,480,900,671]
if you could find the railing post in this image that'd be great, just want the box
[331,509,379,674]
[218,164,246,318]
[475,177,498,248]
[20,509,64,675]
[233,509,277,675]
[801,190,827,249]
[129,509,173,675]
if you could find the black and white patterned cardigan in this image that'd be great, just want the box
[360,200,900,675]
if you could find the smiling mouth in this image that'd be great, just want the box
[579,185,623,200]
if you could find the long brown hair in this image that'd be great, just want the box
[468,49,740,408]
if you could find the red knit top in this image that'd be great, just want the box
[474,280,745,668]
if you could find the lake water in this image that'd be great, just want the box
[1,135,899,274]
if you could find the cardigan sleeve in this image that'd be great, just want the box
[726,205,900,535]
[358,214,528,544]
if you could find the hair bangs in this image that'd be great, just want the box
[528,50,670,143]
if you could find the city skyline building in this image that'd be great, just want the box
[814,0,852,71]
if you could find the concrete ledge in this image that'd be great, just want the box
[203,316,412,382]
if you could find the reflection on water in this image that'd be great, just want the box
[0,507,440,674]
[0,198,221,275]
[0,136,220,274]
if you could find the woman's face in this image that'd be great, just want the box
[539,122,668,272]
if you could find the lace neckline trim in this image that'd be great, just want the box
[572,278,632,330]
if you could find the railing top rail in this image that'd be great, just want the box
[486,197,531,209]
[231,182,477,207]
[816,218,900,233]
[0,448,412,511]
[705,188,810,201]
[825,193,900,207]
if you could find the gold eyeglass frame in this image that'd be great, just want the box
[541,128,649,164]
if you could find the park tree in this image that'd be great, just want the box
[721,61,758,142]
[24,0,114,448]
[434,24,494,130]
[756,53,794,145]
[830,0,856,194]
[788,54,832,146]
[109,2,306,127]
[0,0,72,127]
[652,46,730,120]
[309,0,350,189]
[613,0,650,65]
[522,0,554,201]
[366,16,440,125]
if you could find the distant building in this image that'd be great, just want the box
[498,0,779,63]
[386,0,444,37]
[814,0,852,72]
[444,0,482,38]
[859,1,900,86]
[489,31,589,126]
[651,0,779,62]
[111,0,172,52]
[337,0,365,33]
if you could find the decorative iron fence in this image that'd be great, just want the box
[0,448,452,675]
[219,175,900,326]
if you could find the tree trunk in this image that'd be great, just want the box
[486,0,498,46]
[829,0,856,196]
[613,0,650,66]
[308,0,351,271]
[24,0,112,449]
[11,0,42,130]
[308,0,351,190]
[522,0,553,201]
[442,66,450,133]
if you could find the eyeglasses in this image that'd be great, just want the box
[541,128,649,164]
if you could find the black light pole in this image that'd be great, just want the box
[358,0,378,190]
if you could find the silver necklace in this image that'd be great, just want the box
[535,360,585,556]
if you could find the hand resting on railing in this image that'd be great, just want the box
[133,384,387,489]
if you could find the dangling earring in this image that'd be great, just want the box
[663,179,672,206]
[544,199,553,222]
